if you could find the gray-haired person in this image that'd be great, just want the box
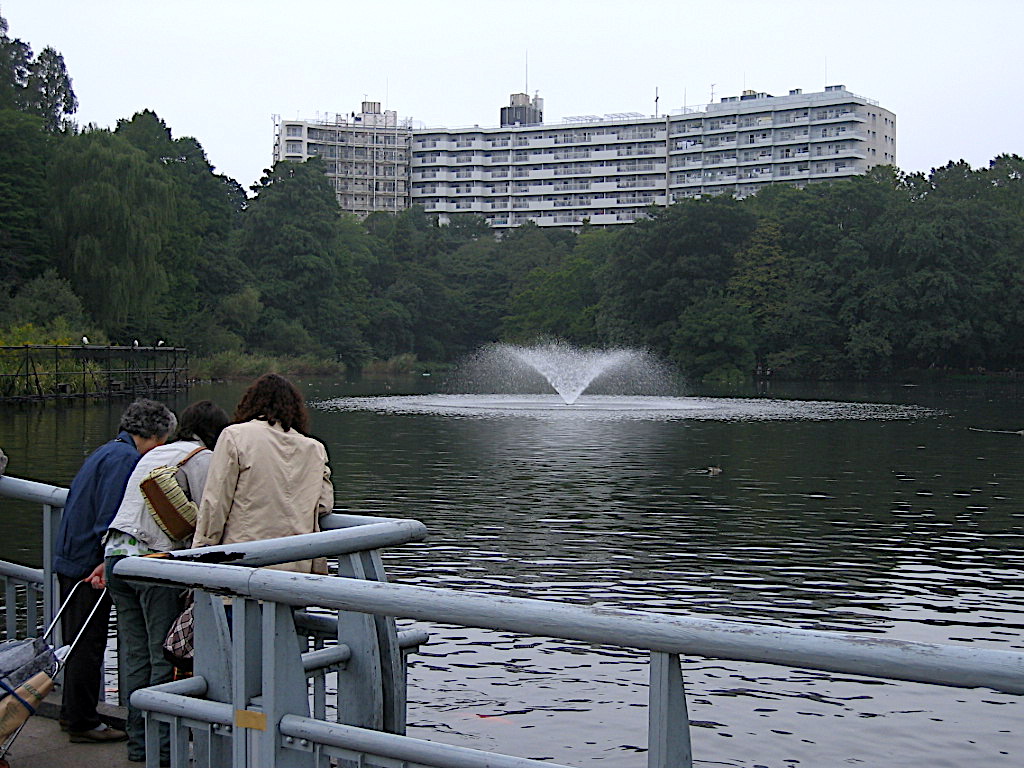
[0,447,7,475]
[53,399,176,744]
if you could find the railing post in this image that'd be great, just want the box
[42,503,60,644]
[359,549,405,735]
[648,652,692,768]
[232,598,262,766]
[192,590,233,768]
[259,601,313,767]
[335,553,385,730]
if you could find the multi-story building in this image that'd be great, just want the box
[275,86,895,228]
[274,101,413,218]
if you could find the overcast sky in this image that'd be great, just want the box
[3,0,1021,191]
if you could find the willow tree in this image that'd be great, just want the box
[48,129,175,337]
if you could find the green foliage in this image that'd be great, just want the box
[239,159,370,364]
[48,129,176,338]
[8,269,84,326]
[671,294,756,382]
[0,108,50,285]
[501,228,613,344]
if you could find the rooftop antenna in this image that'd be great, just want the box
[525,49,529,94]
[824,56,828,87]
[655,86,659,117]
[710,83,716,103]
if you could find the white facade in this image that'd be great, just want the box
[275,86,895,227]
[274,102,413,218]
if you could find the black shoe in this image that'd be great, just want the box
[128,755,170,767]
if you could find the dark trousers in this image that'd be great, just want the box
[106,555,179,761]
[57,573,113,732]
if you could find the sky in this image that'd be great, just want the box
[3,0,1022,192]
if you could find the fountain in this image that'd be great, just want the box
[451,341,676,405]
[315,341,933,423]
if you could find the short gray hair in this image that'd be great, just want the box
[120,399,177,439]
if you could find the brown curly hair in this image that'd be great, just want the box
[233,374,309,434]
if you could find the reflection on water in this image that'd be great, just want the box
[1,379,1022,766]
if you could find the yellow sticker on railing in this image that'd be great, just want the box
[234,709,267,731]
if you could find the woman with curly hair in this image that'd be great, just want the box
[193,374,334,573]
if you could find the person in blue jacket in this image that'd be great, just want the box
[53,398,176,745]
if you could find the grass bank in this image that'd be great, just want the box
[190,351,346,381]
[189,351,447,381]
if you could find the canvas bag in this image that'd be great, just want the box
[139,446,206,541]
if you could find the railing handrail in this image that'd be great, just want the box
[0,475,69,507]
[116,557,1024,696]
[1,473,419,561]
[162,520,427,566]
[0,561,44,585]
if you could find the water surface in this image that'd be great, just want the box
[1,378,1021,766]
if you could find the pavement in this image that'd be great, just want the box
[2,697,134,768]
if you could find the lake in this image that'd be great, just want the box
[1,376,1021,767]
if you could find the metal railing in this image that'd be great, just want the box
[117,542,1024,768]
[0,475,67,638]
[4,474,1024,768]
[0,474,431,715]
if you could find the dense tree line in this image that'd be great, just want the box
[3,13,1023,380]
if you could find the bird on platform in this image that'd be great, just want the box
[132,339,139,348]
[156,340,165,347]
[81,336,89,345]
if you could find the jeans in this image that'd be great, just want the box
[57,573,113,732]
[105,555,182,761]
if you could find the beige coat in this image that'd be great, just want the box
[194,419,334,573]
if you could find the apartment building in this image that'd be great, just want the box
[275,86,895,228]
[274,101,413,218]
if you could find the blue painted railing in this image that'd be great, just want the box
[3,474,1024,768]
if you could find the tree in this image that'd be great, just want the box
[114,110,247,347]
[502,227,614,344]
[238,159,370,363]
[8,269,84,326]
[604,196,757,354]
[0,15,31,111]
[671,293,756,382]
[0,16,76,131]
[0,109,51,286]
[24,46,76,132]
[48,129,175,337]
